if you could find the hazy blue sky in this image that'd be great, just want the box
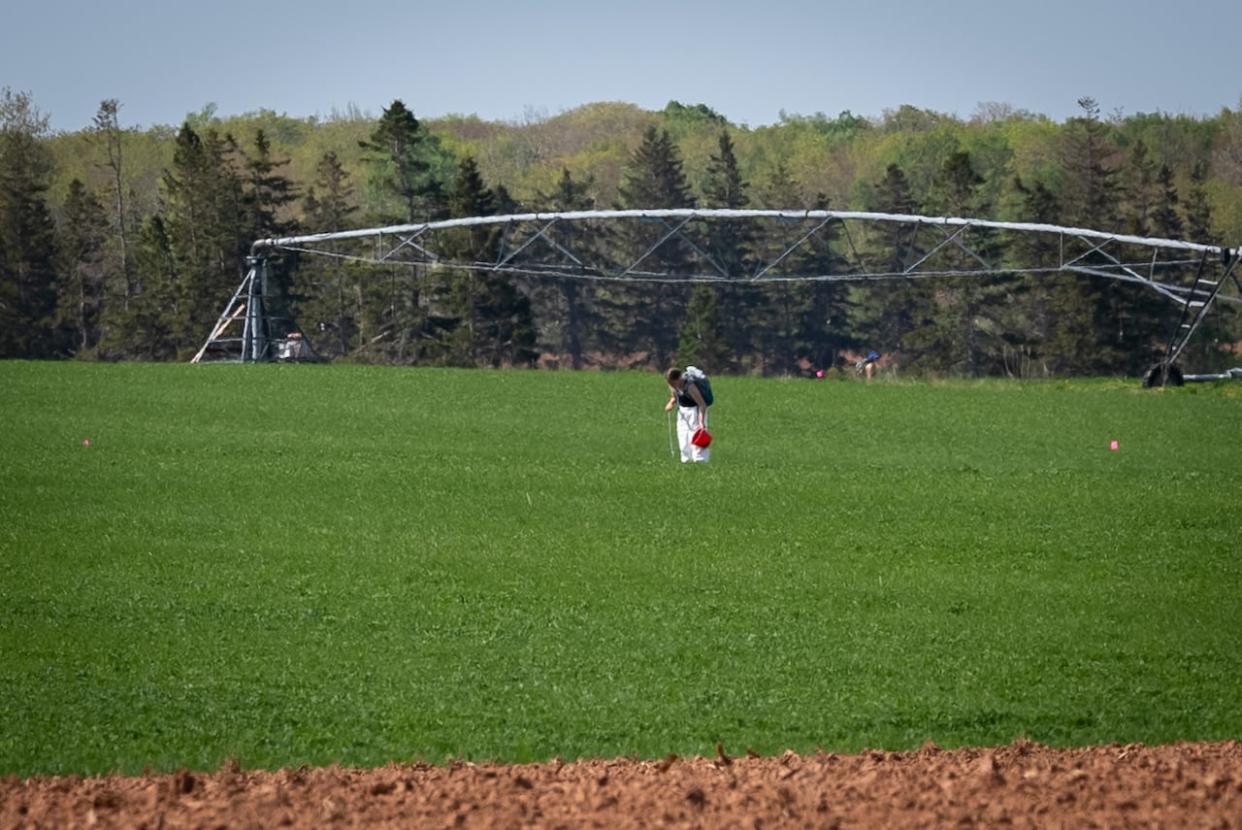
[4,0,1240,131]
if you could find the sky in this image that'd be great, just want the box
[3,0,1241,132]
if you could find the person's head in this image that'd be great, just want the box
[665,367,684,389]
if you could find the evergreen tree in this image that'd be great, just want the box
[795,194,854,374]
[0,88,59,357]
[435,155,498,364]
[160,123,249,355]
[244,129,298,241]
[747,162,813,373]
[615,126,695,368]
[699,130,752,370]
[56,180,108,355]
[1055,98,1124,373]
[756,160,801,210]
[1149,165,1183,240]
[107,215,179,360]
[352,102,454,363]
[855,163,927,361]
[701,130,751,273]
[1183,161,1214,244]
[358,100,446,224]
[1006,177,1062,375]
[535,168,601,368]
[91,99,132,305]
[434,157,536,367]
[241,130,301,347]
[1122,139,1159,237]
[618,127,696,213]
[296,151,359,357]
[1061,98,1120,230]
[1179,161,1232,367]
[492,183,520,217]
[908,151,1006,375]
[678,284,729,369]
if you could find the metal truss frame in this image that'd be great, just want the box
[194,210,1240,373]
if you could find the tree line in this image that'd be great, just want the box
[2,89,1239,375]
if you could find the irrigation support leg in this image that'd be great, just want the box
[1147,247,1239,386]
[243,256,269,363]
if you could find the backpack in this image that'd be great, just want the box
[684,365,714,406]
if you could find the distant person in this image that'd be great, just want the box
[664,367,711,463]
[855,350,880,382]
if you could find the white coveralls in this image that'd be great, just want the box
[676,401,710,464]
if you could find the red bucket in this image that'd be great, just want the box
[691,428,713,448]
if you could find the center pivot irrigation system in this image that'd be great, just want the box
[192,209,1241,383]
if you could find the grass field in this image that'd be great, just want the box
[1,362,1239,776]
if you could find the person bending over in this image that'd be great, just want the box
[664,367,710,464]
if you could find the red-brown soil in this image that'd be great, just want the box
[3,740,1240,828]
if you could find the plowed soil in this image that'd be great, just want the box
[3,741,1240,828]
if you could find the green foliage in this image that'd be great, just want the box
[677,284,729,370]
[661,100,729,134]
[855,163,927,355]
[243,129,299,240]
[433,157,536,368]
[105,216,178,360]
[533,169,602,368]
[1060,98,1121,230]
[0,88,60,357]
[160,124,249,356]
[55,180,108,355]
[358,100,450,224]
[907,152,1009,375]
[1184,161,1214,244]
[615,127,698,368]
[1,363,1240,775]
[10,91,1242,373]
[295,152,361,359]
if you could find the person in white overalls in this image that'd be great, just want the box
[663,367,710,463]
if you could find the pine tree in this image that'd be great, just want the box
[435,155,497,364]
[91,99,132,305]
[678,284,729,369]
[908,151,1005,375]
[757,161,800,210]
[1122,139,1159,237]
[618,127,696,213]
[351,102,454,363]
[1054,98,1123,373]
[1006,177,1062,375]
[296,151,359,357]
[1179,161,1232,367]
[430,157,536,367]
[56,180,108,355]
[358,100,446,224]
[855,163,927,362]
[699,130,752,370]
[747,162,810,373]
[1061,98,1120,230]
[1183,161,1214,244]
[107,215,179,360]
[536,168,601,368]
[160,123,248,355]
[244,129,298,241]
[615,126,695,368]
[0,88,59,357]
[793,194,854,374]
[1149,165,1183,240]
[701,130,751,273]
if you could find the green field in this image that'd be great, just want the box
[1,362,1239,776]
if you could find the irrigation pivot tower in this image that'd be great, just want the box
[193,209,1241,382]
